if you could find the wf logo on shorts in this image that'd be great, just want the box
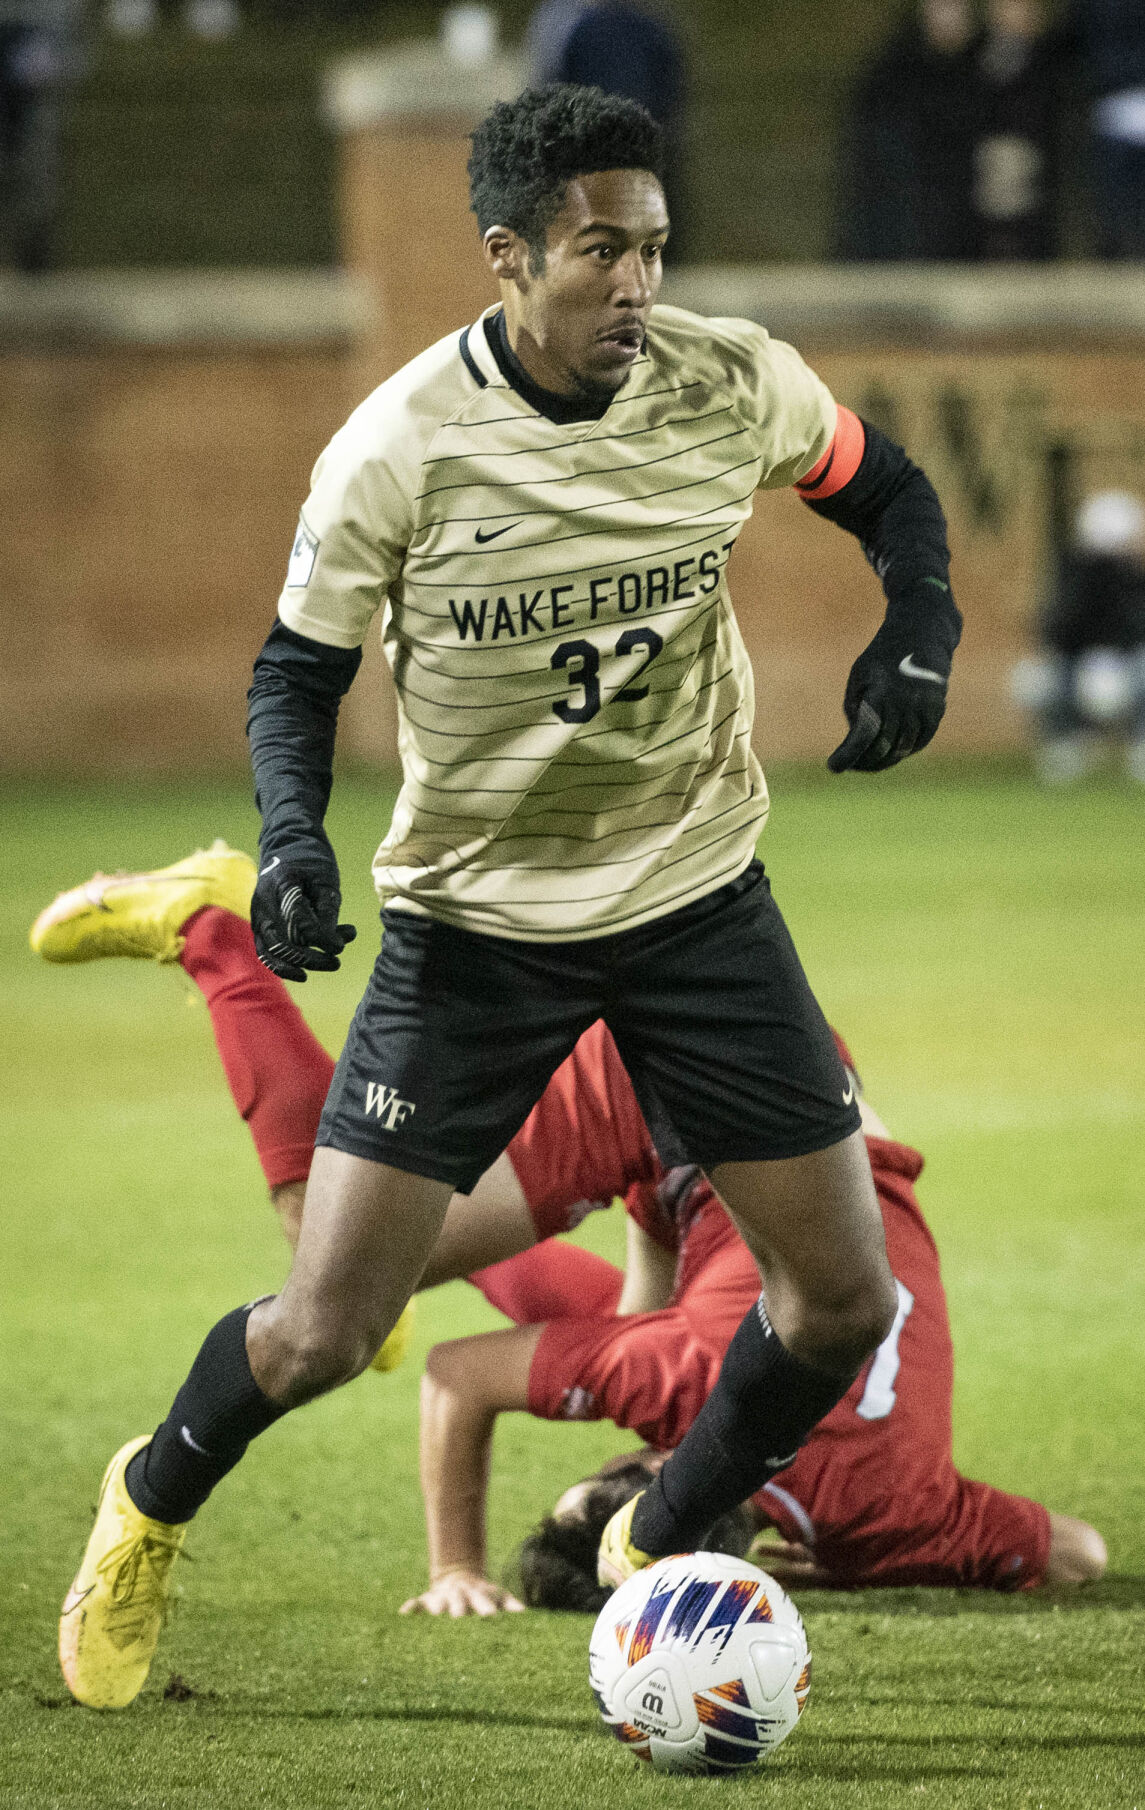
[364,1082,416,1129]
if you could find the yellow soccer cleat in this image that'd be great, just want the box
[597,1490,655,1589]
[59,1435,188,1710]
[30,841,256,965]
[370,1298,416,1373]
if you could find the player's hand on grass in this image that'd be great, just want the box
[828,613,956,774]
[250,849,356,983]
[747,1535,831,1589]
[399,1569,526,1619]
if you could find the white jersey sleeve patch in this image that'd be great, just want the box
[286,517,319,589]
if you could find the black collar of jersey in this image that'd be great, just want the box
[477,309,614,425]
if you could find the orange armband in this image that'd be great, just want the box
[795,406,866,500]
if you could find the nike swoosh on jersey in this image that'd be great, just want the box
[61,1584,95,1615]
[260,857,281,876]
[842,1075,855,1105]
[898,654,946,684]
[474,522,521,544]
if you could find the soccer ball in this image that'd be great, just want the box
[588,1551,811,1776]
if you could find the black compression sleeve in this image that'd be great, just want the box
[803,420,960,666]
[803,421,951,597]
[246,620,362,859]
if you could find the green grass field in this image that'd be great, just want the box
[1,767,1143,1809]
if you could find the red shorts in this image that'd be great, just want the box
[527,1206,756,1448]
[528,1308,720,1449]
[505,1020,665,1242]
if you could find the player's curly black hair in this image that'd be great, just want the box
[468,84,665,271]
[514,1462,756,1614]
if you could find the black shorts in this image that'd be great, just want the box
[315,861,860,1191]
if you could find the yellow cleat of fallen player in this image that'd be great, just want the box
[597,1489,655,1589]
[370,1298,417,1373]
[59,1436,188,1710]
[30,841,256,965]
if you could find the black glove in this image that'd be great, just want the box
[250,850,357,983]
[828,588,960,774]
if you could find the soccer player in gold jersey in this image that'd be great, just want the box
[59,85,962,1707]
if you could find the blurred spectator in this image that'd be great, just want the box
[527,0,687,251]
[440,4,499,66]
[835,0,980,262]
[104,0,240,37]
[104,0,156,31]
[1012,491,1145,783]
[970,0,1066,260]
[184,0,240,39]
[0,0,84,272]
[526,0,585,78]
[1066,0,1145,257]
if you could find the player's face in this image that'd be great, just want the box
[488,168,669,400]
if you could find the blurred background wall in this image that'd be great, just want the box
[3,0,1144,777]
[51,2,1053,272]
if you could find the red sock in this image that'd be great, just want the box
[470,1240,623,1324]
[179,907,335,1190]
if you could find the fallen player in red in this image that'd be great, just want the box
[33,847,1106,1615]
[400,1021,1107,1610]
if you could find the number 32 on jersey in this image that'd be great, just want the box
[551,628,664,724]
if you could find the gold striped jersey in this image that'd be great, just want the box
[277,303,837,941]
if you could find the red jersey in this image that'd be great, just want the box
[499,1021,1051,1591]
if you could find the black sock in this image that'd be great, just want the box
[631,1297,855,1555]
[125,1304,287,1523]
